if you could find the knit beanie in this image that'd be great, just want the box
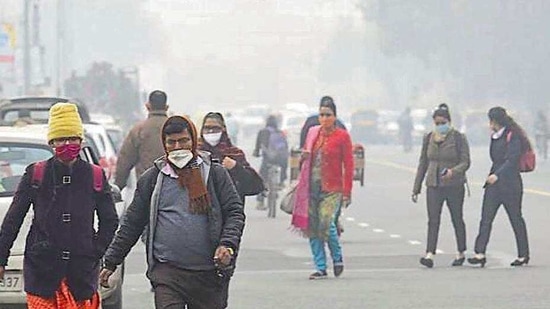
[47,103,84,142]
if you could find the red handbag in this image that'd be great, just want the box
[507,132,536,173]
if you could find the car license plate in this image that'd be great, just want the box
[0,272,23,292]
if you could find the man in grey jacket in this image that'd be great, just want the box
[100,115,245,309]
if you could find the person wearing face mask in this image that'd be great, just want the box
[100,115,245,309]
[291,99,354,280]
[0,103,119,309]
[199,112,264,203]
[412,103,471,268]
[468,107,532,267]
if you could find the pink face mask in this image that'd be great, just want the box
[55,144,81,161]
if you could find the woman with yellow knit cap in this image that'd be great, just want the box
[0,103,119,309]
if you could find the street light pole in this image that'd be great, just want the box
[23,0,31,94]
[55,0,63,96]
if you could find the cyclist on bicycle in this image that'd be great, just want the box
[253,114,289,210]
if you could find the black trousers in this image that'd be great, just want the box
[474,183,529,257]
[425,186,467,254]
[150,263,225,309]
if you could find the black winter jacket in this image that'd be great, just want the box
[103,155,245,278]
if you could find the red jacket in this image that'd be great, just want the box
[307,128,354,197]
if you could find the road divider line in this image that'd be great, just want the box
[390,234,402,239]
[345,217,356,222]
[408,240,422,245]
[372,228,385,233]
[358,223,370,228]
[436,249,445,254]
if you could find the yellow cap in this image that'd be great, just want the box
[47,102,84,142]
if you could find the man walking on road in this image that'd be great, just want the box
[115,90,169,190]
[99,115,245,309]
[0,103,119,309]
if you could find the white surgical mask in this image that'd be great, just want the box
[168,149,193,168]
[203,132,222,146]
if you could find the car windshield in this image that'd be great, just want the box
[0,143,53,196]
[3,110,50,123]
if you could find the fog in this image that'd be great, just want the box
[1,0,550,117]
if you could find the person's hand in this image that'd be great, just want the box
[99,268,114,288]
[441,169,453,181]
[343,196,351,208]
[486,174,498,185]
[411,193,418,203]
[222,157,237,170]
[214,246,233,266]
[0,266,5,281]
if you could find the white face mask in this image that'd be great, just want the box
[203,132,223,146]
[168,149,193,168]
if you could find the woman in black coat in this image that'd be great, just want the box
[469,107,531,267]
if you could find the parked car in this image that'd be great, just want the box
[83,123,118,180]
[90,113,125,153]
[0,125,125,309]
[0,97,118,181]
[0,96,91,125]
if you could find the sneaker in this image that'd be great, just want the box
[334,262,344,278]
[420,257,434,268]
[308,270,328,280]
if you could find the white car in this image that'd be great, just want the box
[83,123,118,181]
[0,125,125,309]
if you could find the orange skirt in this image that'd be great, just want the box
[27,278,100,309]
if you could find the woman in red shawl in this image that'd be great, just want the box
[198,112,264,203]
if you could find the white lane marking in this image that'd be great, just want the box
[389,234,402,239]
[345,217,356,222]
[408,240,422,245]
[436,249,445,254]
[372,228,385,233]
[358,223,369,228]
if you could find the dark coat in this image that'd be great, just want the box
[489,128,522,190]
[199,138,264,202]
[103,155,245,278]
[0,158,118,300]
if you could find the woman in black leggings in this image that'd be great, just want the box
[469,107,531,267]
[412,104,471,268]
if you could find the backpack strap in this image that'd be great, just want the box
[31,160,47,188]
[506,131,512,143]
[91,164,104,192]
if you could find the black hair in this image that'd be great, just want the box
[162,117,189,138]
[203,112,226,128]
[149,90,167,110]
[432,103,451,122]
[266,115,278,129]
[319,95,337,116]
[488,106,532,150]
